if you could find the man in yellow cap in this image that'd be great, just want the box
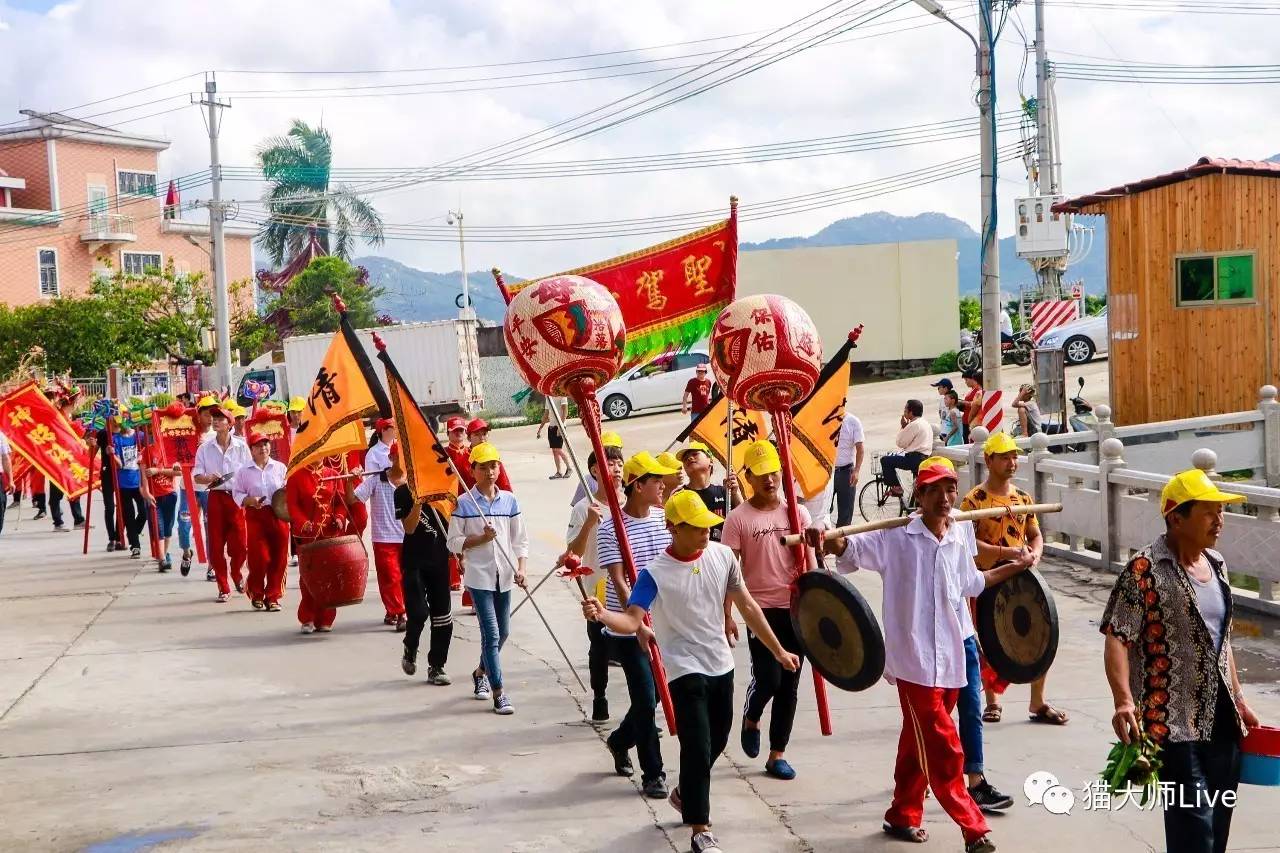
[594,450,678,798]
[287,396,306,431]
[676,441,739,543]
[1102,469,1260,853]
[570,431,623,506]
[956,431,1040,813]
[446,442,528,716]
[721,439,811,781]
[582,490,798,853]
[808,456,1031,853]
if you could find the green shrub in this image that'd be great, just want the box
[930,351,959,373]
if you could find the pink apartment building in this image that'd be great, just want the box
[0,110,256,307]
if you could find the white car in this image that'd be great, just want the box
[1036,309,1109,365]
[598,348,713,420]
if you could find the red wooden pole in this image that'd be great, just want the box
[106,423,126,547]
[139,435,161,560]
[770,406,834,737]
[569,377,678,735]
[81,456,94,556]
[182,466,207,564]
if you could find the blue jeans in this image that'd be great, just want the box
[958,635,984,776]
[469,588,511,691]
[155,493,178,540]
[176,489,192,551]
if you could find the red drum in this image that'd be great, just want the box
[298,535,368,608]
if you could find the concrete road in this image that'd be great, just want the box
[5,355,1280,853]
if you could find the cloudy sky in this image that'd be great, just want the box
[0,0,1274,280]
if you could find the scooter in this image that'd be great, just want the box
[956,329,1033,371]
[1045,376,1097,453]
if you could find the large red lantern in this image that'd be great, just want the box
[709,294,822,411]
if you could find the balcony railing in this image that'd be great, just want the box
[81,213,137,244]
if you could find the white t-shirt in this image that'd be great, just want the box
[1000,310,1014,337]
[628,542,744,683]
[566,496,605,598]
[835,413,864,467]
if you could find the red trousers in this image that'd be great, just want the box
[297,581,337,629]
[245,507,289,605]
[371,541,406,617]
[206,490,247,595]
[449,554,462,591]
[887,681,990,844]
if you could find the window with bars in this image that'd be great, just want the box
[1176,253,1255,306]
[117,171,156,197]
[38,248,59,296]
[122,252,162,276]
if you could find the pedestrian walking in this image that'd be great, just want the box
[537,395,571,479]
[140,443,180,572]
[682,363,715,423]
[232,421,289,612]
[832,412,865,528]
[112,421,147,556]
[396,483,454,686]
[357,426,408,630]
[570,430,623,506]
[0,429,10,538]
[192,405,250,602]
[287,456,352,634]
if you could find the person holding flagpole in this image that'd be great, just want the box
[395,481,454,685]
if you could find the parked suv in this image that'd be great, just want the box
[1036,309,1109,364]
[598,348,712,420]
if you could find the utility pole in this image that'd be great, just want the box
[977,0,1002,391]
[1034,0,1064,301]
[197,73,233,393]
[447,209,474,321]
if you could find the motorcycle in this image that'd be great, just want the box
[1045,376,1097,454]
[956,329,1032,371]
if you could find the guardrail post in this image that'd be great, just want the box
[1192,448,1219,481]
[1098,437,1127,572]
[1027,432,1054,542]
[968,426,990,488]
[1093,403,1116,445]
[1259,385,1280,487]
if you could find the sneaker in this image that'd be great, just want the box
[316,625,333,633]
[266,601,281,612]
[691,830,723,853]
[234,583,244,594]
[472,672,491,701]
[300,623,316,634]
[73,521,86,530]
[206,568,216,582]
[969,779,1014,813]
[157,560,168,573]
[130,547,140,557]
[427,666,451,686]
[402,653,417,676]
[54,524,69,533]
[764,758,796,781]
[493,693,514,715]
[114,542,128,552]
[591,696,610,724]
[607,739,634,778]
[668,785,683,815]
[32,510,45,520]
[289,556,298,567]
[105,542,118,553]
[394,615,407,632]
[383,614,397,626]
[251,599,265,611]
[740,717,760,759]
[965,836,997,853]
[180,550,193,577]
[216,592,231,603]
[642,776,668,799]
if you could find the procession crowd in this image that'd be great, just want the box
[0,380,1265,853]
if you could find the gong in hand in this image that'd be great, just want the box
[975,566,1059,684]
[790,571,885,692]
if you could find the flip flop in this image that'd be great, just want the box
[882,823,928,844]
[1029,704,1069,725]
[982,703,1002,723]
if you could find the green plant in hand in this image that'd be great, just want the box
[1101,734,1163,806]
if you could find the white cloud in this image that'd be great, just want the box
[0,0,1274,279]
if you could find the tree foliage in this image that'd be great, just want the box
[958,296,981,331]
[255,119,385,266]
[0,262,214,377]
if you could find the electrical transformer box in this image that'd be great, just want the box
[1015,196,1069,259]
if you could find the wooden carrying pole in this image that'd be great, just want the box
[779,502,1064,547]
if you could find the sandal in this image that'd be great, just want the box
[1029,704,1069,725]
[982,703,1002,723]
[882,823,928,844]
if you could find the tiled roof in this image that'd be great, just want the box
[1055,157,1280,214]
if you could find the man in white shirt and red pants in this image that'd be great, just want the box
[232,416,289,612]
[357,428,407,631]
[193,405,251,603]
[808,456,1031,853]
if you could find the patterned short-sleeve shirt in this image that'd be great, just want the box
[959,485,1041,570]
[1099,534,1242,745]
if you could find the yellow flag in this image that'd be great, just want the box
[788,339,854,500]
[684,393,769,499]
[287,311,389,477]
[377,341,458,520]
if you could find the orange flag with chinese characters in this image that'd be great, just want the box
[287,303,390,478]
[787,336,856,500]
[675,389,769,499]
[0,381,96,499]
[375,338,458,519]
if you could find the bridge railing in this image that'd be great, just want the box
[934,384,1280,617]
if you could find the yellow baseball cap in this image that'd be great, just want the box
[623,451,680,485]
[288,395,306,413]
[196,394,219,410]
[915,455,958,486]
[601,431,623,449]
[675,441,711,462]
[743,440,781,476]
[656,451,682,471]
[1159,469,1245,516]
[983,432,1021,456]
[225,402,247,418]
[664,490,725,528]
[469,442,501,465]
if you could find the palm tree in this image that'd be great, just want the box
[255,119,385,266]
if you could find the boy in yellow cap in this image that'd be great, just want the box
[287,396,306,431]
[594,451,678,798]
[676,441,739,543]
[582,490,798,853]
[1102,469,1259,853]
[720,439,811,781]
[570,430,624,506]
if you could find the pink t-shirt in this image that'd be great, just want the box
[720,500,812,609]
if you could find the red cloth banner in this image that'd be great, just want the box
[497,201,738,366]
[0,381,97,499]
[152,405,202,467]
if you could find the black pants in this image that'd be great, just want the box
[119,487,147,550]
[744,607,805,753]
[833,463,856,527]
[1160,685,1242,853]
[101,483,118,545]
[48,483,84,527]
[670,670,735,827]
[31,487,46,513]
[401,554,453,669]
[0,493,6,535]
[881,450,927,491]
[586,619,610,701]
[607,635,664,784]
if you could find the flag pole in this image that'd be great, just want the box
[725,399,737,511]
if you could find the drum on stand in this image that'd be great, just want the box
[298,535,368,608]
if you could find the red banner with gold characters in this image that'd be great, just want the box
[497,199,738,367]
[0,381,97,499]
[152,403,202,467]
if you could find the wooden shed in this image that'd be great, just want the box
[1057,157,1280,426]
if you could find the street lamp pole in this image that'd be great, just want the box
[447,210,474,321]
[914,0,1002,391]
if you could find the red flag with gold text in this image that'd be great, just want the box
[0,381,97,499]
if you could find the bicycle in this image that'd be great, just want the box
[857,452,916,523]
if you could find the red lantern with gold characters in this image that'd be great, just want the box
[709,294,823,411]
[504,274,626,397]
